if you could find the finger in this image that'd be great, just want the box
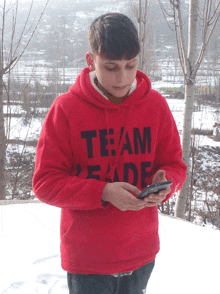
[145,203,158,207]
[157,191,170,200]
[123,197,148,209]
[128,198,148,208]
[143,195,164,204]
[144,188,170,200]
[152,170,166,184]
[146,197,163,204]
[159,187,171,195]
[122,182,141,196]
[122,189,146,205]
[119,203,145,211]
[126,204,148,211]
[147,196,166,203]
[142,194,161,201]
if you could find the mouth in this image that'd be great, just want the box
[112,85,128,90]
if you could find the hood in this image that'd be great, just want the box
[69,67,152,110]
[69,67,152,181]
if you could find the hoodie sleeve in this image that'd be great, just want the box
[151,96,187,203]
[32,99,107,210]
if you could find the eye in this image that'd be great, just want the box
[126,65,135,70]
[105,67,117,72]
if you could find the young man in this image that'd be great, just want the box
[33,13,187,294]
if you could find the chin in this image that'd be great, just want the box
[114,91,129,98]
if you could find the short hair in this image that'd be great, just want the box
[89,13,140,60]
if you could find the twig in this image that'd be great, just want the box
[0,57,17,76]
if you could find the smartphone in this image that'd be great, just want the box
[137,181,173,199]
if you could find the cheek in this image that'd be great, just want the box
[99,72,114,85]
[129,70,137,83]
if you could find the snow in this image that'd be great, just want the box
[1,202,220,294]
[5,98,220,147]
[194,135,220,148]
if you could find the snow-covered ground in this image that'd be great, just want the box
[166,99,219,132]
[2,60,220,292]
[4,97,220,144]
[1,202,220,294]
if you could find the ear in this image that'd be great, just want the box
[86,52,95,71]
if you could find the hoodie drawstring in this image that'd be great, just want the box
[105,105,133,182]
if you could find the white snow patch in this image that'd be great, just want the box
[1,203,220,293]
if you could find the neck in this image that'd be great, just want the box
[97,81,129,105]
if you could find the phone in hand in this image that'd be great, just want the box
[137,181,173,199]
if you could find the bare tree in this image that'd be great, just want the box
[0,0,49,200]
[131,0,157,76]
[138,0,147,70]
[158,0,220,218]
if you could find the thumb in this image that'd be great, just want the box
[152,170,166,184]
[122,182,141,196]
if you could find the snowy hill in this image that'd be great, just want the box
[1,203,220,294]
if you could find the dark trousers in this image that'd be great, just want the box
[67,260,155,294]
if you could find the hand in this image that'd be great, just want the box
[102,182,147,211]
[143,170,171,207]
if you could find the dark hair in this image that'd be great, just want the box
[89,13,140,60]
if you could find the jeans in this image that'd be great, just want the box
[67,260,155,294]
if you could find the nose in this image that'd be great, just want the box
[115,69,127,85]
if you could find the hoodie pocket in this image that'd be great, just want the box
[60,209,81,245]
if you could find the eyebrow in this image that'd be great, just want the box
[103,58,137,65]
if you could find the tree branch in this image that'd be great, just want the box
[193,1,220,78]
[158,0,175,31]
[169,0,178,9]
[207,1,220,24]
[0,57,17,76]
[8,0,19,65]
[1,0,7,70]
[175,1,188,75]
[158,0,174,18]
[12,0,34,59]
[7,0,50,73]
[175,19,187,81]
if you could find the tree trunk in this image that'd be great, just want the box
[0,0,49,200]
[175,82,195,218]
[138,0,149,71]
[0,74,6,200]
[175,0,199,218]
[138,0,143,70]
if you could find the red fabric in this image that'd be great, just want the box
[33,68,187,274]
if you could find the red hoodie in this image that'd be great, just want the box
[33,68,186,274]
